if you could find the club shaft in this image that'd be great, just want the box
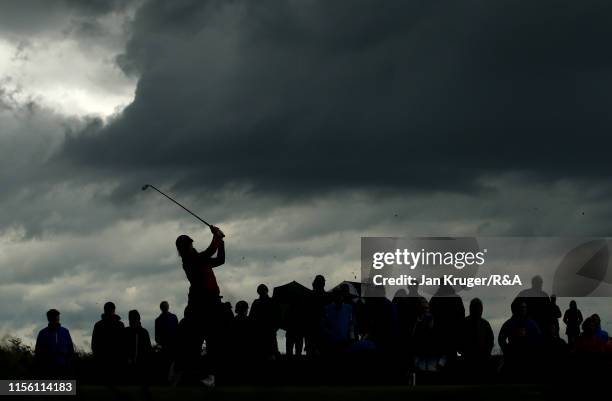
[148,185,210,227]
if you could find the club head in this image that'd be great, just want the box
[142,184,150,191]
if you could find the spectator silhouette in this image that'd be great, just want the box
[574,316,607,354]
[563,300,583,345]
[591,314,609,342]
[392,284,426,365]
[226,300,253,382]
[217,302,235,365]
[285,301,306,357]
[412,298,439,371]
[406,284,427,317]
[362,285,395,354]
[249,284,280,360]
[459,298,494,372]
[429,284,465,364]
[124,310,152,382]
[35,309,74,379]
[155,301,179,351]
[572,316,609,381]
[305,274,331,357]
[393,285,426,345]
[92,301,125,380]
[514,276,550,332]
[232,301,253,359]
[392,289,410,349]
[155,301,178,350]
[541,320,567,378]
[155,301,179,382]
[498,300,542,377]
[548,295,562,331]
[322,284,354,355]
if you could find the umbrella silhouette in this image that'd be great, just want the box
[331,281,362,298]
[273,281,312,303]
[272,281,312,330]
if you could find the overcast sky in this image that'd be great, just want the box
[1,0,612,350]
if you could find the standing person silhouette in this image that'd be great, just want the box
[232,301,253,360]
[124,310,152,375]
[563,300,583,345]
[156,301,179,382]
[249,284,280,361]
[175,225,225,387]
[92,302,124,381]
[35,309,74,379]
[155,301,179,352]
[429,284,465,366]
[514,276,550,332]
[548,295,562,332]
[305,275,330,357]
[459,298,494,374]
[123,310,152,399]
[498,300,542,378]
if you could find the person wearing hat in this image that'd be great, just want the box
[175,225,225,386]
[176,226,225,306]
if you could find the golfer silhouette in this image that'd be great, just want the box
[175,225,225,385]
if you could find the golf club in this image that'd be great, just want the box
[142,184,211,227]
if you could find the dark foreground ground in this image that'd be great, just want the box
[31,384,573,401]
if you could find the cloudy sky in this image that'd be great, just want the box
[1,0,612,350]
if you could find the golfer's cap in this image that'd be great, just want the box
[176,234,193,247]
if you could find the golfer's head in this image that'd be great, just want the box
[176,234,194,257]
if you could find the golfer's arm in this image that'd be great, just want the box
[200,236,221,258]
[211,240,225,268]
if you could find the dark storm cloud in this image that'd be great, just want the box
[0,0,135,38]
[58,0,612,197]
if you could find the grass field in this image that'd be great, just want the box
[73,384,560,401]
